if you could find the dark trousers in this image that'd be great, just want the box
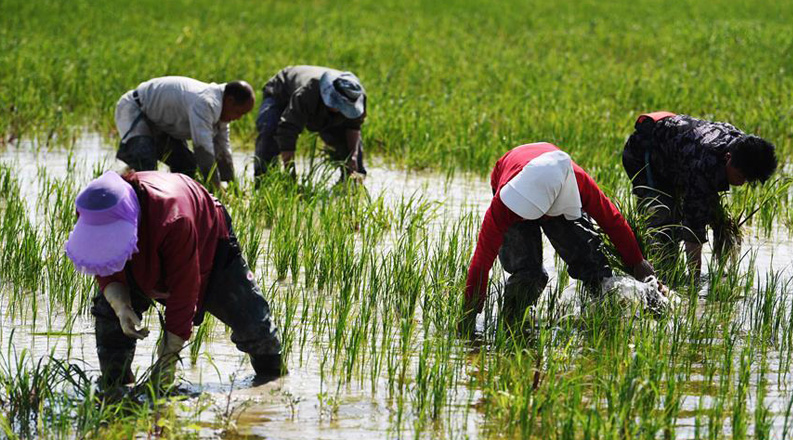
[253,96,366,177]
[498,215,613,320]
[622,128,684,267]
[117,134,197,178]
[91,215,281,386]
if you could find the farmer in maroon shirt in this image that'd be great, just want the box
[462,143,658,332]
[65,171,283,390]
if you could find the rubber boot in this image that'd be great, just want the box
[97,346,136,388]
[501,271,548,327]
[250,353,286,378]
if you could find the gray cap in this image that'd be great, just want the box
[319,71,366,119]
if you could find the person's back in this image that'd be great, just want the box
[125,170,226,280]
[263,65,339,103]
[135,76,223,139]
[652,115,745,188]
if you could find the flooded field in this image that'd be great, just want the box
[1,137,792,439]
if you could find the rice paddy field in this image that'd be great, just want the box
[1,0,793,438]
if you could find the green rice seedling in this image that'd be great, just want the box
[189,315,216,365]
[278,283,300,364]
[2,14,793,430]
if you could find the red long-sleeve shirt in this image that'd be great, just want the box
[96,172,229,340]
[465,143,644,311]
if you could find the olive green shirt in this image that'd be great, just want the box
[263,65,365,152]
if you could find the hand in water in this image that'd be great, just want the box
[632,259,656,282]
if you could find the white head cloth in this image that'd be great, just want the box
[498,150,582,220]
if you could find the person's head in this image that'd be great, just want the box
[725,135,778,186]
[220,80,255,122]
[319,71,366,119]
[65,171,140,276]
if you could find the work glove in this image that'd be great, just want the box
[150,331,186,389]
[104,283,149,340]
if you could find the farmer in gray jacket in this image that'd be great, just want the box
[254,66,367,181]
[115,76,255,186]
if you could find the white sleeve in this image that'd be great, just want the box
[188,100,216,156]
[213,123,235,181]
[213,122,231,160]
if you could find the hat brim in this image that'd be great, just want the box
[320,72,365,119]
[65,218,138,277]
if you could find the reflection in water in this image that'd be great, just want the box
[1,136,793,439]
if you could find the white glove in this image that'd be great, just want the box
[151,331,186,388]
[104,282,149,340]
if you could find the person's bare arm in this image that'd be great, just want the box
[632,259,656,282]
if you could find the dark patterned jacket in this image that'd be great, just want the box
[646,115,745,242]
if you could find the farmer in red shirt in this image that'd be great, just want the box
[65,171,283,390]
[462,143,657,331]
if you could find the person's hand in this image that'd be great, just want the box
[117,307,149,340]
[150,331,185,389]
[656,279,670,297]
[104,283,149,340]
[338,171,365,187]
[632,259,656,282]
[347,172,366,184]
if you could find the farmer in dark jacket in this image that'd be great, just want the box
[254,65,367,181]
[622,112,778,277]
[65,171,283,390]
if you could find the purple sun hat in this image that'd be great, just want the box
[65,171,140,277]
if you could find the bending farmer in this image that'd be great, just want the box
[622,112,778,278]
[115,76,255,186]
[463,142,657,330]
[254,65,367,181]
[65,171,283,390]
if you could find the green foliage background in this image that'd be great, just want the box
[1,0,791,175]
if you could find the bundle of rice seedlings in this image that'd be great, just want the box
[711,200,742,263]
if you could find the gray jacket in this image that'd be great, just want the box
[135,76,234,181]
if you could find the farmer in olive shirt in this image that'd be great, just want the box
[254,65,367,181]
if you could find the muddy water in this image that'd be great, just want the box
[2,136,793,439]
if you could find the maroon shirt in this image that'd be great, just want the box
[96,172,228,340]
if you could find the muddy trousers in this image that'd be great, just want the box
[91,223,282,388]
[622,128,684,269]
[498,215,613,321]
[253,97,366,178]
